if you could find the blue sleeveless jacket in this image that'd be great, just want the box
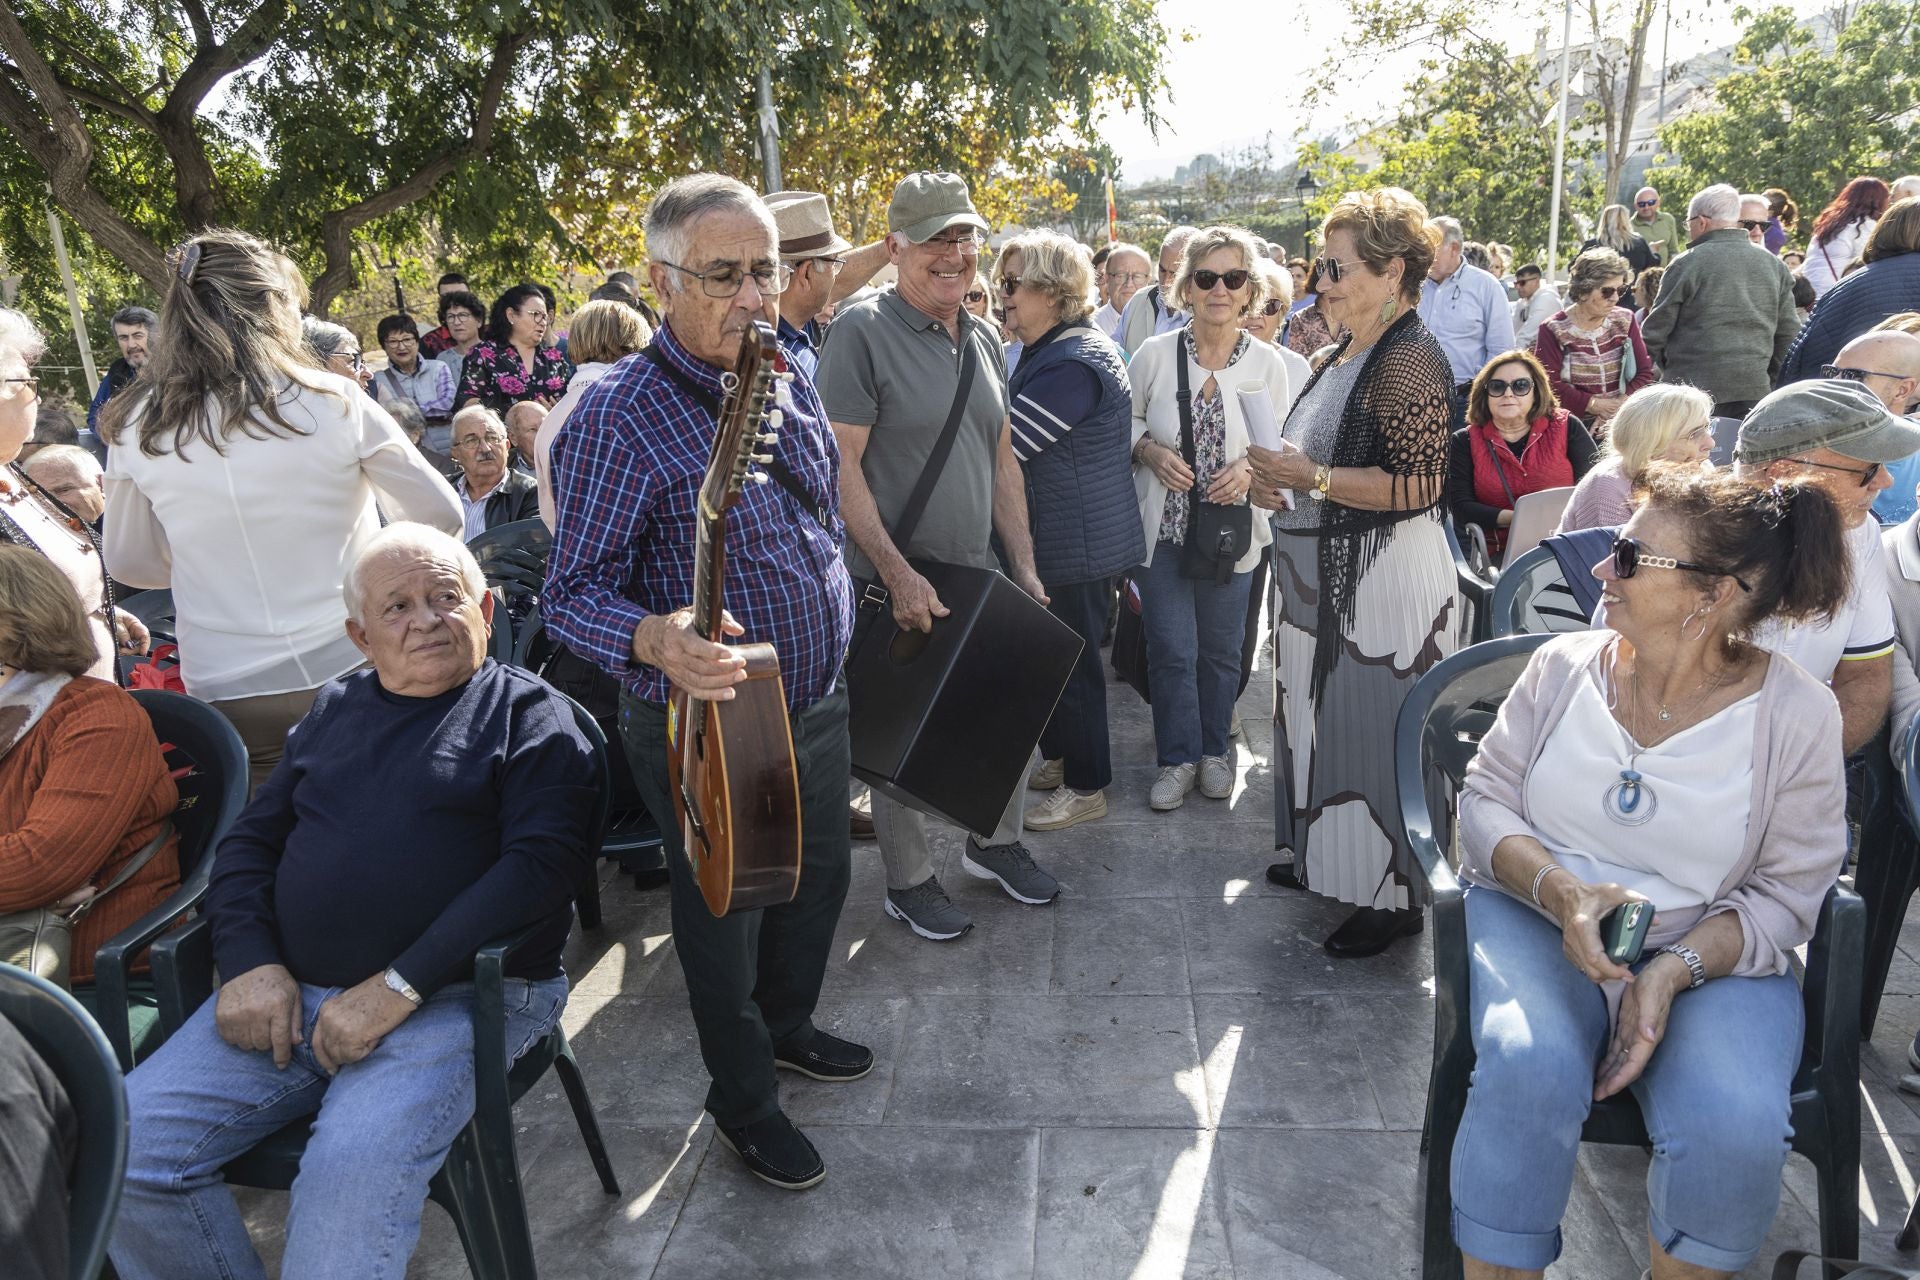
[1011,324,1145,585]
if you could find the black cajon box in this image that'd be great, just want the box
[847,560,1084,835]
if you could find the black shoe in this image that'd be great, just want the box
[715,1111,826,1190]
[1323,906,1423,958]
[774,1029,875,1083]
[1265,860,1304,890]
[631,867,670,892]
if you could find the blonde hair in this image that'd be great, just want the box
[999,230,1097,325]
[1604,383,1715,478]
[0,544,98,677]
[1171,225,1270,315]
[1252,258,1293,311]
[566,298,651,366]
[1594,205,1636,252]
[1319,189,1440,303]
[1873,311,1920,336]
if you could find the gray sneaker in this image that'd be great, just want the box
[962,838,1060,905]
[1150,762,1197,811]
[884,876,974,941]
[1028,757,1065,790]
[1198,754,1234,799]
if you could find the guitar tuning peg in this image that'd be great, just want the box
[758,430,779,444]
[752,452,773,464]
[747,471,771,484]
[777,371,797,383]
[767,409,784,428]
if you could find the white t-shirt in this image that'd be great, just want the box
[1751,515,1896,681]
[1093,302,1122,340]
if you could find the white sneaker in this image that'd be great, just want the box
[1150,763,1198,811]
[1024,786,1107,831]
[1029,757,1065,790]
[1198,755,1234,799]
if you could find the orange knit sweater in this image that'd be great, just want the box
[0,677,181,984]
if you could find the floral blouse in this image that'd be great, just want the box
[1158,329,1241,546]
[456,340,572,413]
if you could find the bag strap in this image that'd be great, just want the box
[887,319,982,555]
[639,344,833,533]
[66,819,172,922]
[1479,430,1521,510]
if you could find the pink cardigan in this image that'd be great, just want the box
[1459,630,1846,977]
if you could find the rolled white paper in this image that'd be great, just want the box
[1237,381,1296,509]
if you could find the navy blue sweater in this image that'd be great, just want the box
[1779,253,1920,384]
[206,661,598,994]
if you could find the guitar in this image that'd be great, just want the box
[666,320,804,917]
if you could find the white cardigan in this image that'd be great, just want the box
[104,372,462,702]
[1803,217,1875,297]
[1128,330,1294,571]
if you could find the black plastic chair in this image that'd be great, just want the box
[0,961,128,1280]
[1487,544,1594,639]
[82,690,250,1071]
[147,693,619,1280]
[1398,635,1863,1279]
[1444,522,1495,646]
[471,521,549,671]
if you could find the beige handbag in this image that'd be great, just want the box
[0,821,172,990]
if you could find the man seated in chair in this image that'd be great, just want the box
[109,522,598,1280]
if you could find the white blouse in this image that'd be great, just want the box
[103,372,462,703]
[1524,670,1758,912]
[0,468,114,682]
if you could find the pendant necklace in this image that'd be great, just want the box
[1600,647,1730,827]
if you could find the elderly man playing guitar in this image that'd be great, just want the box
[544,172,865,1192]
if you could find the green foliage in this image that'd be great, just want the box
[1649,3,1920,221]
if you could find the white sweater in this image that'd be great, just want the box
[1128,330,1292,572]
[1803,217,1876,297]
[103,372,462,702]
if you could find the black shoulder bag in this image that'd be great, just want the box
[1174,351,1253,585]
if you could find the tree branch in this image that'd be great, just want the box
[165,0,287,114]
[308,29,533,312]
[180,0,214,48]
[0,60,154,129]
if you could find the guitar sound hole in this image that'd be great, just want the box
[888,626,931,665]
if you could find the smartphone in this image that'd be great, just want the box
[1599,901,1652,965]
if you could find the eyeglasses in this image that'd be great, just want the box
[655,258,788,298]
[453,433,507,450]
[1790,455,1883,487]
[1485,377,1533,398]
[1107,271,1150,285]
[1255,300,1283,317]
[964,290,987,303]
[998,276,1022,295]
[444,310,477,322]
[1738,219,1770,232]
[1313,255,1350,284]
[1635,199,1658,208]
[919,231,981,254]
[1192,268,1250,292]
[3,376,39,395]
[1611,537,1752,592]
[1820,363,1905,383]
[1593,285,1623,300]
[342,352,365,371]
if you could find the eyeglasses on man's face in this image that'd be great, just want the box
[1790,455,1883,487]
[453,432,507,451]
[657,259,789,298]
[1107,270,1149,286]
[1635,199,1658,209]
[1821,363,1905,385]
[1738,219,1769,233]
[917,231,981,255]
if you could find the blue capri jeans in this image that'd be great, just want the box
[1449,886,1803,1274]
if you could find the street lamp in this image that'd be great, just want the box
[1294,171,1320,259]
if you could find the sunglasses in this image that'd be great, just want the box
[1820,363,1904,383]
[1313,255,1350,284]
[964,290,987,303]
[1738,219,1769,232]
[1791,455,1883,487]
[1610,537,1752,592]
[1593,285,1623,300]
[998,276,1022,294]
[1485,377,1533,398]
[1635,199,1658,208]
[1192,268,1250,291]
[1255,299,1283,317]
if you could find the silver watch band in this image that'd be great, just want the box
[1657,943,1706,990]
[384,966,424,1007]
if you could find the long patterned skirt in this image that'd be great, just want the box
[1271,512,1458,910]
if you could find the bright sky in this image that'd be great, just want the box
[1097,0,1836,184]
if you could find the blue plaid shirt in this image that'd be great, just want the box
[543,321,854,711]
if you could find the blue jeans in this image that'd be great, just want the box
[1136,541,1254,766]
[1449,888,1801,1273]
[111,976,568,1280]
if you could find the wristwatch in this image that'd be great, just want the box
[383,966,424,1007]
[1656,944,1706,990]
[1310,463,1332,502]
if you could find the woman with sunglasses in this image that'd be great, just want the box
[1557,383,1716,533]
[1283,258,1344,364]
[1127,225,1290,813]
[1246,187,1458,958]
[1446,348,1596,562]
[1241,260,1313,396]
[1449,466,1851,1280]
[1534,248,1657,436]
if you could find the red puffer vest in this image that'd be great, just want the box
[1469,409,1573,559]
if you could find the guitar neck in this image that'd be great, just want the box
[691,515,727,641]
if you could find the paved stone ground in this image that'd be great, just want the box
[237,647,1920,1278]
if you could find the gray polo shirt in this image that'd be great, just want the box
[817,288,1008,580]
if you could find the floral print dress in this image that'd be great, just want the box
[456,340,572,413]
[1157,328,1241,547]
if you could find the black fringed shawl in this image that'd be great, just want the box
[1281,309,1453,702]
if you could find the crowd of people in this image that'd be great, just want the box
[4,159,1920,1280]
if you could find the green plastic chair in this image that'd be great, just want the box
[0,961,128,1280]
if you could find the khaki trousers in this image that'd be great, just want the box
[210,687,322,791]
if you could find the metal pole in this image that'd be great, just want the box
[756,66,782,194]
[45,200,99,393]
[1658,0,1672,123]
[1544,0,1576,287]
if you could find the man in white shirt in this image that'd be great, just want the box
[447,405,538,540]
[1093,242,1151,341]
[1419,216,1516,428]
[1510,264,1561,345]
[1735,379,1917,753]
[1118,226,1198,357]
